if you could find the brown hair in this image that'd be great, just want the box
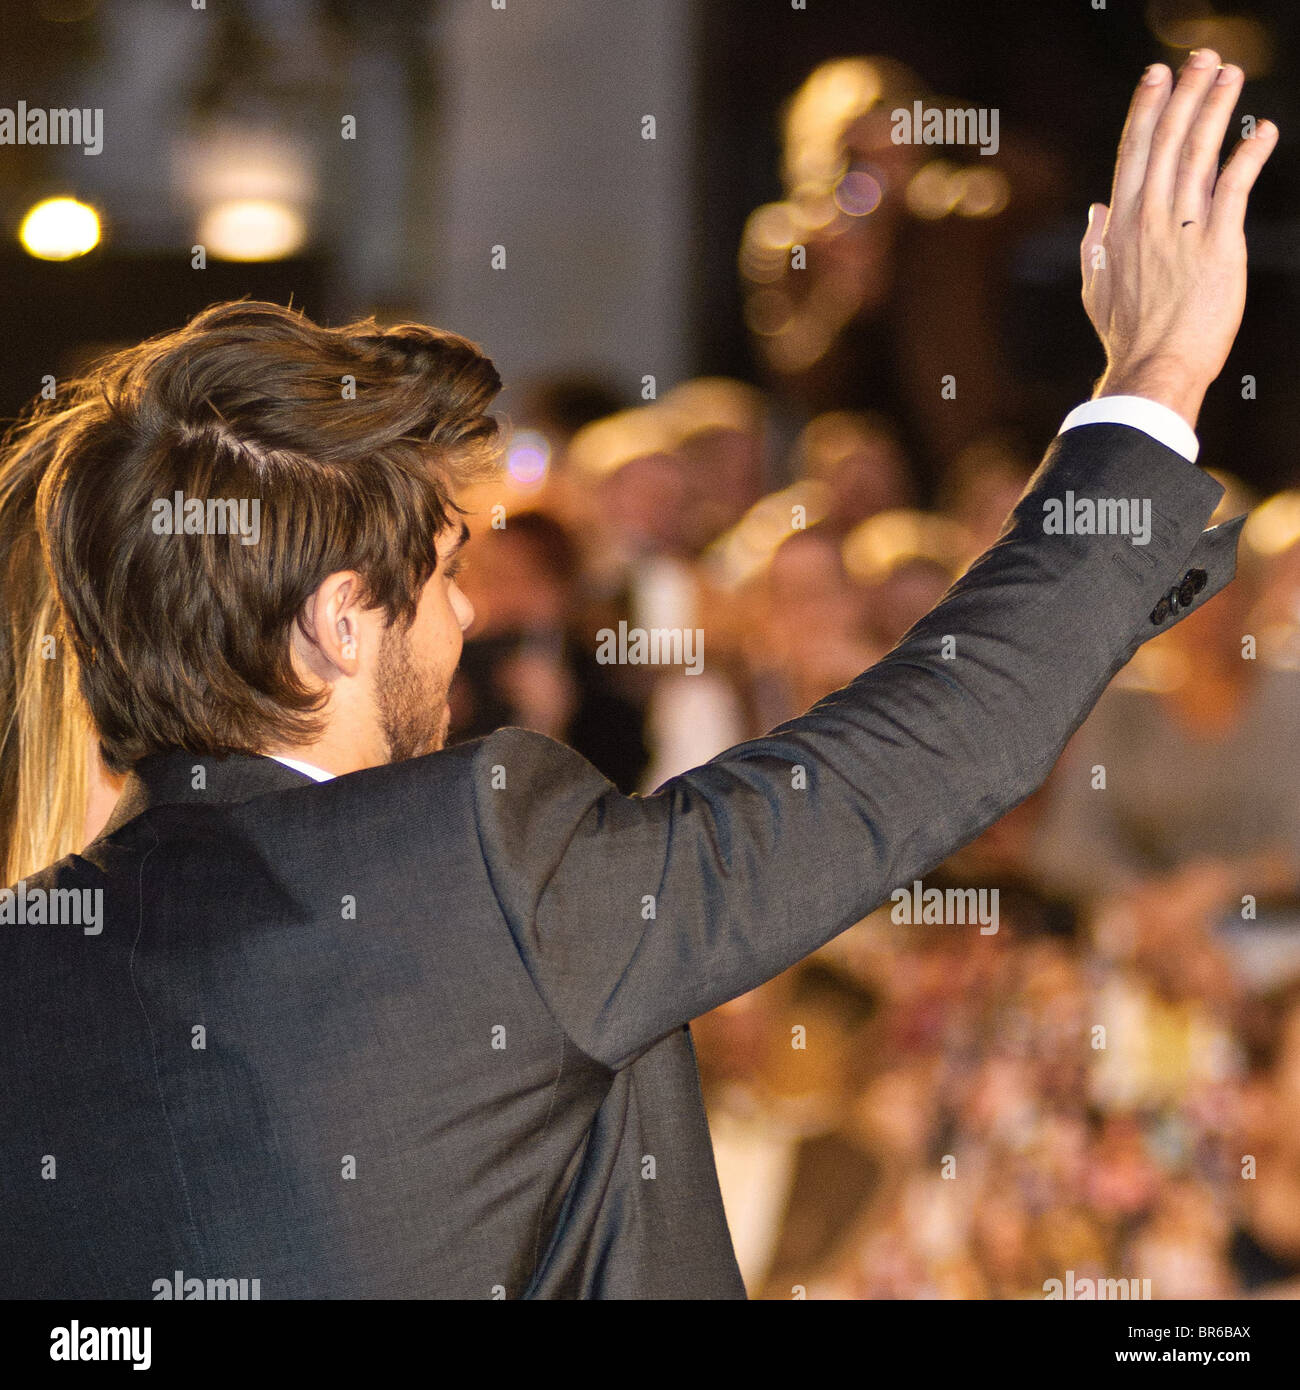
[35,300,503,773]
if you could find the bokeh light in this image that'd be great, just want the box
[19,196,101,260]
[198,199,307,262]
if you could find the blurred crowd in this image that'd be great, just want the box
[442,53,1300,1301]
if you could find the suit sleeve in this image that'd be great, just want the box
[471,423,1240,1070]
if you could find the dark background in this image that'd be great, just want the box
[0,0,1295,485]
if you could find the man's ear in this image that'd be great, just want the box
[296,572,364,679]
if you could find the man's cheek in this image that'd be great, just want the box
[447,618,466,669]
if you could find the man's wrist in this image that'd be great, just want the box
[1059,395,1200,463]
[1094,360,1208,432]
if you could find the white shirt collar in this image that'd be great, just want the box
[266,754,336,783]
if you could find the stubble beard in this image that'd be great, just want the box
[375,621,451,763]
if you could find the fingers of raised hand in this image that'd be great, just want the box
[1109,64,1171,214]
[1143,49,1223,215]
[1209,119,1279,238]
[1173,63,1244,225]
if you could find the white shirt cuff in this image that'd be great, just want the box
[1058,396,1199,464]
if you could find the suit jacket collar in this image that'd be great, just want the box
[103,749,313,836]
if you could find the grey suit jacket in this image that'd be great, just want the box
[0,423,1240,1298]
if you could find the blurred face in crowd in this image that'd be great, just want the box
[821,433,911,530]
[841,105,925,211]
[678,426,765,542]
[868,557,952,650]
[458,528,569,636]
[598,451,692,555]
[801,107,922,311]
[767,530,862,638]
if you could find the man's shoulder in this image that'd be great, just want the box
[45,732,618,907]
[261,729,613,833]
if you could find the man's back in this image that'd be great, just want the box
[0,747,740,1299]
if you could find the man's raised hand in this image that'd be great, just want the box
[1079,50,1277,429]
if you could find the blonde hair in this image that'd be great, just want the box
[0,399,97,884]
[2,592,93,885]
